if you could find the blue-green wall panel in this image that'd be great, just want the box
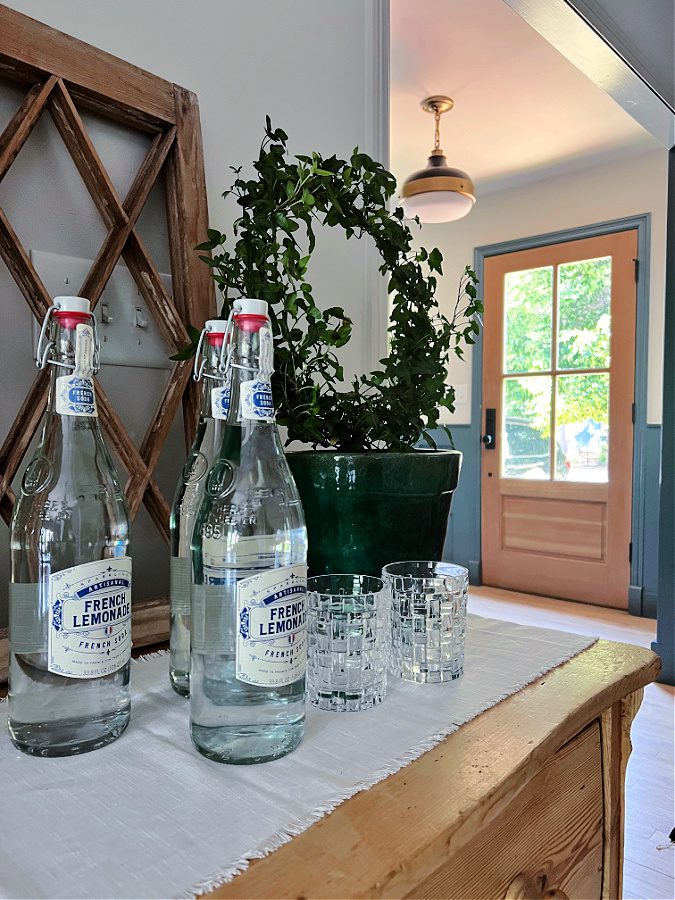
[655,146,675,685]
[642,425,661,618]
[435,425,481,581]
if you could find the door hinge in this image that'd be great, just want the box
[632,402,636,424]
[629,541,633,564]
[634,258,640,283]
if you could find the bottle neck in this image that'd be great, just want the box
[227,314,275,423]
[199,340,228,418]
[46,317,95,417]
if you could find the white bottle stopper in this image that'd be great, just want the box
[234,298,268,316]
[53,296,91,314]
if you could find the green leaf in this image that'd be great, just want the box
[191,116,482,451]
[169,341,198,361]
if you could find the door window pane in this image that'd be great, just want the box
[502,376,552,480]
[555,373,609,482]
[557,256,611,370]
[504,267,553,373]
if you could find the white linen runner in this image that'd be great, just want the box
[0,614,595,899]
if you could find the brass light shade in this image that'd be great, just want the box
[401,96,476,224]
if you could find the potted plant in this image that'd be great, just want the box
[181,119,482,575]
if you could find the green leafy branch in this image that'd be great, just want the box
[178,118,482,451]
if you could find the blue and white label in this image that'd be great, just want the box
[55,375,98,417]
[48,557,132,678]
[236,564,307,686]
[210,385,231,420]
[55,323,98,417]
[240,379,274,422]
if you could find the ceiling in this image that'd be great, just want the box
[390,0,660,197]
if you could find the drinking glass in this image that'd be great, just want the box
[383,561,468,683]
[306,574,388,711]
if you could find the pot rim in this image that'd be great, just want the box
[286,448,461,459]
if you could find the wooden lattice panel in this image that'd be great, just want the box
[0,4,215,670]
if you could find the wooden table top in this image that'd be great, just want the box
[205,639,660,899]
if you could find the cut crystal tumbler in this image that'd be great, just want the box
[383,561,468,683]
[307,574,388,711]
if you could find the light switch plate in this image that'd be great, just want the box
[454,383,469,404]
[31,250,173,369]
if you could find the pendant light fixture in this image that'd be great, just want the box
[401,95,476,224]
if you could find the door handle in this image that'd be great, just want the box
[482,407,496,450]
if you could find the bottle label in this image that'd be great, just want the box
[56,323,98,417]
[236,564,307,687]
[201,534,277,584]
[211,385,231,420]
[55,375,98,417]
[170,556,191,615]
[48,557,132,678]
[240,379,274,422]
[74,322,95,376]
[259,326,274,375]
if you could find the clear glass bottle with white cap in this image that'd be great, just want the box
[8,296,132,756]
[190,298,308,764]
[169,319,230,696]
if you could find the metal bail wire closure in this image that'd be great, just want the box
[36,303,101,372]
[193,310,235,382]
[36,305,58,370]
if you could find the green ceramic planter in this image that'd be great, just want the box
[286,449,462,577]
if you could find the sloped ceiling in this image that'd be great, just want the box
[390,0,660,196]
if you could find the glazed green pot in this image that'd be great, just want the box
[286,449,462,577]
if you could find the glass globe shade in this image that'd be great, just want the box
[401,190,475,224]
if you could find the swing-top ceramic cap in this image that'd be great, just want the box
[54,296,91,314]
[205,318,227,333]
[234,297,268,317]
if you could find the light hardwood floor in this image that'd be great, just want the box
[470,586,674,900]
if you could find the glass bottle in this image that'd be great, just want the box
[170,320,230,696]
[8,296,131,756]
[190,298,308,764]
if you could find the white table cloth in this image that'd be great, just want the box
[0,614,595,899]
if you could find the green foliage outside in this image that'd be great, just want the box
[504,257,611,437]
[176,119,483,451]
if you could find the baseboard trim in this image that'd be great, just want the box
[628,584,644,616]
[642,589,658,619]
[468,560,482,585]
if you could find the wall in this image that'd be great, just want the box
[4,0,388,377]
[0,0,388,626]
[417,149,668,426]
[413,149,668,613]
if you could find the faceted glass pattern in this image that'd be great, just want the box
[307,574,388,712]
[383,561,468,684]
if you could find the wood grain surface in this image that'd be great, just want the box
[207,640,659,899]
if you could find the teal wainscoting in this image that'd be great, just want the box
[432,425,481,584]
[433,423,661,618]
[640,425,661,618]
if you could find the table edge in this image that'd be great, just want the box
[205,639,660,899]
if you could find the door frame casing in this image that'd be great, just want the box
[471,214,651,614]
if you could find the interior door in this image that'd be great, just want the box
[481,230,637,608]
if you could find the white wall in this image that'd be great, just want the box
[4,0,388,377]
[0,0,388,623]
[413,149,668,425]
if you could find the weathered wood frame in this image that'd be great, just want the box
[0,4,215,678]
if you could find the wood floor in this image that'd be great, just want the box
[470,586,675,900]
